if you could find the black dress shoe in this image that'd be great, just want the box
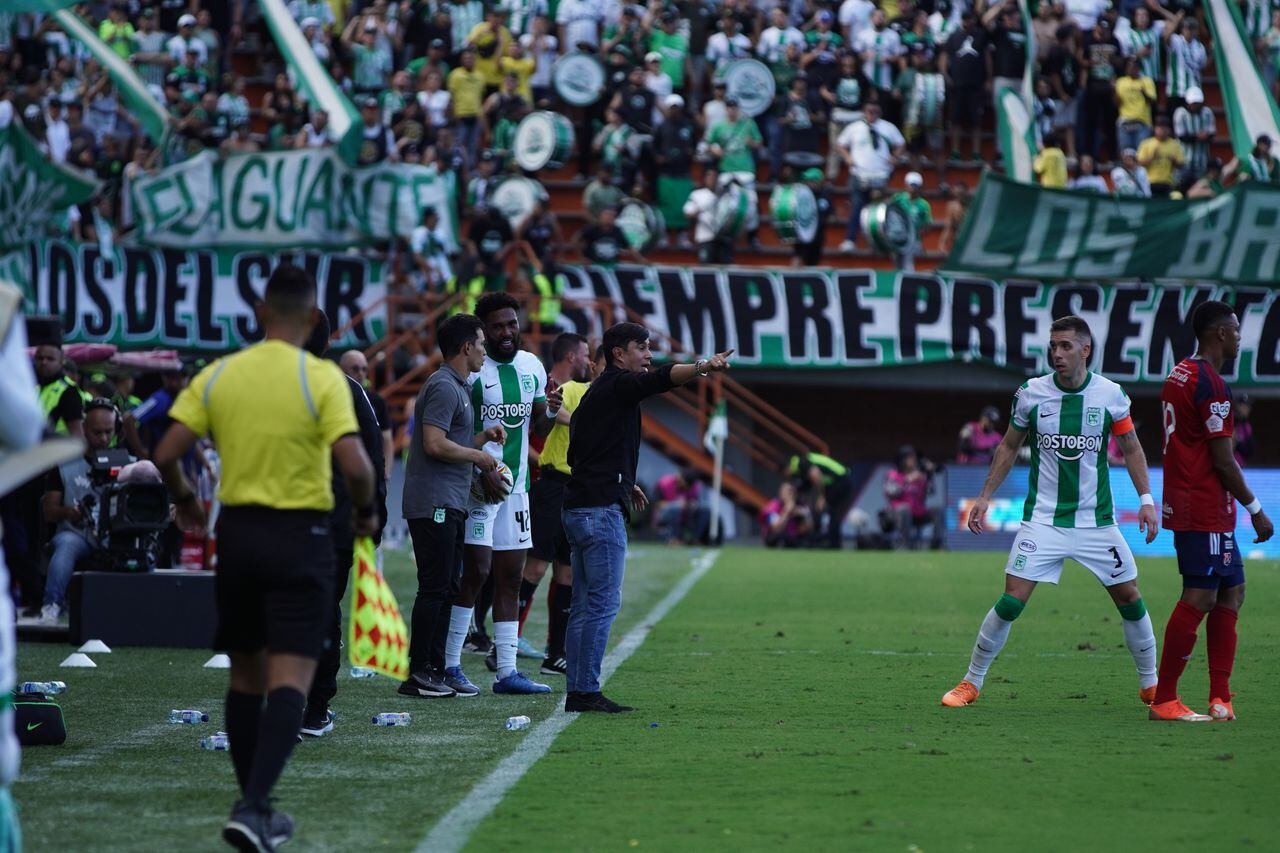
[564,691,635,713]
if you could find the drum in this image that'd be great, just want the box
[713,183,751,237]
[491,176,545,230]
[782,151,825,171]
[552,53,606,107]
[617,201,664,252]
[513,110,575,172]
[770,183,819,244]
[860,198,917,255]
[720,59,776,118]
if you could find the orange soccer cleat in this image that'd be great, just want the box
[941,680,980,707]
[1140,685,1158,706]
[1148,698,1211,722]
[1208,698,1236,721]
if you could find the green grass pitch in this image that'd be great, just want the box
[13,546,1280,851]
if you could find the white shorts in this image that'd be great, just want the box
[1004,522,1138,587]
[464,491,532,551]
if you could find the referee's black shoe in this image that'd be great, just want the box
[564,691,635,713]
[398,668,457,698]
[223,799,276,852]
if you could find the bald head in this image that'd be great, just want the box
[340,350,369,384]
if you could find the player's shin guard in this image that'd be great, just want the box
[494,620,518,680]
[1154,601,1207,705]
[964,594,1024,690]
[1117,599,1157,689]
[444,606,473,669]
[1206,605,1239,703]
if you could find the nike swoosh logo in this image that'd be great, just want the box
[977,644,991,652]
[1140,646,1154,653]
[26,723,42,731]
[1110,571,1124,578]
[485,383,498,389]
[1040,410,1054,418]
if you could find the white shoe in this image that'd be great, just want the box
[838,239,855,253]
[40,604,61,624]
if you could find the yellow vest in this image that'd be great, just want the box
[38,377,81,434]
[530,272,563,325]
[446,275,487,316]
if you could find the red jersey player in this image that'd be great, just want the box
[1152,301,1274,722]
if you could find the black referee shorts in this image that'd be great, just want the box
[214,506,335,659]
[529,468,571,565]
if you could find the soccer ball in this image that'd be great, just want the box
[471,461,515,504]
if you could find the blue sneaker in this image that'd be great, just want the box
[493,671,552,695]
[516,636,546,659]
[443,666,480,697]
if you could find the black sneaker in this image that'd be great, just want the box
[268,809,295,847]
[299,709,334,738]
[564,691,635,713]
[484,647,498,672]
[223,799,275,852]
[397,669,457,698]
[539,656,567,676]
[463,631,492,654]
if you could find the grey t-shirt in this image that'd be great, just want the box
[402,363,474,517]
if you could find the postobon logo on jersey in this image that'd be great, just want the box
[482,401,533,428]
[1036,433,1104,461]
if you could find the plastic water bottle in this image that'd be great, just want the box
[371,712,412,726]
[349,666,377,678]
[199,732,230,751]
[504,715,531,731]
[169,709,210,725]
[19,681,66,695]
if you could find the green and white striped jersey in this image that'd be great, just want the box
[1245,0,1279,39]
[470,351,547,493]
[1166,33,1206,97]
[1120,24,1163,81]
[1010,372,1132,528]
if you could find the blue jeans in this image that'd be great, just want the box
[45,530,92,608]
[1116,120,1151,155]
[562,505,628,694]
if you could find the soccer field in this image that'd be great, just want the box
[13,546,1280,851]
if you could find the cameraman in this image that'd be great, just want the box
[883,444,944,550]
[39,399,122,623]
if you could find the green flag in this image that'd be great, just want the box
[0,119,100,250]
[995,88,1038,183]
[1203,0,1280,161]
[703,400,728,452]
[50,9,170,144]
[259,0,362,164]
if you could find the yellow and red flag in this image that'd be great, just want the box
[348,536,409,679]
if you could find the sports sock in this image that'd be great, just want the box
[1205,605,1239,702]
[474,573,495,636]
[224,690,262,794]
[244,687,305,810]
[548,582,572,659]
[963,593,1023,691]
[444,606,473,669]
[517,579,540,635]
[1154,600,1207,705]
[1117,599,1157,689]
[494,620,518,680]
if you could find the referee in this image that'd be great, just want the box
[563,323,732,713]
[156,265,376,851]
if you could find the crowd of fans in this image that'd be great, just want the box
[4,0,1280,281]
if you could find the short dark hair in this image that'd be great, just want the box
[264,264,316,317]
[1050,315,1092,344]
[438,313,483,358]
[1192,300,1236,340]
[475,291,520,321]
[602,322,649,366]
[303,309,332,358]
[551,332,588,364]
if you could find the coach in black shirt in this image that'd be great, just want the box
[561,323,731,713]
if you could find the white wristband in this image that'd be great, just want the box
[1245,498,1262,516]
[1139,493,1154,507]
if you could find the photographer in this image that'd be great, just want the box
[759,480,814,548]
[38,399,123,623]
[882,444,944,550]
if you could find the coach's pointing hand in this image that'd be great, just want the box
[705,350,734,373]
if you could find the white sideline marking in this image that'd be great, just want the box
[416,549,721,853]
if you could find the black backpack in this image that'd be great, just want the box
[13,692,67,746]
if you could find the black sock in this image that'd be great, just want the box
[548,582,572,658]
[475,572,495,636]
[224,690,263,794]
[517,579,539,623]
[244,687,306,809]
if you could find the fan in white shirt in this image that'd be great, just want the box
[683,168,723,244]
[758,7,805,64]
[707,20,753,73]
[837,106,905,182]
[839,0,876,43]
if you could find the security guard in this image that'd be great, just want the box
[789,452,855,549]
[155,265,377,851]
[30,322,84,438]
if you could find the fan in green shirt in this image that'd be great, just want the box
[706,108,763,175]
[649,25,690,88]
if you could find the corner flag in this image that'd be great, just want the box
[348,536,409,680]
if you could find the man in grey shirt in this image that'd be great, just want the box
[400,314,507,698]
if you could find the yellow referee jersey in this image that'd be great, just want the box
[538,380,588,476]
[169,339,358,511]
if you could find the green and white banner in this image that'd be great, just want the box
[1204,0,1280,161]
[259,0,362,164]
[946,172,1280,284]
[51,8,170,144]
[552,263,1280,385]
[5,239,387,350]
[0,120,99,250]
[130,149,458,249]
[994,88,1038,183]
